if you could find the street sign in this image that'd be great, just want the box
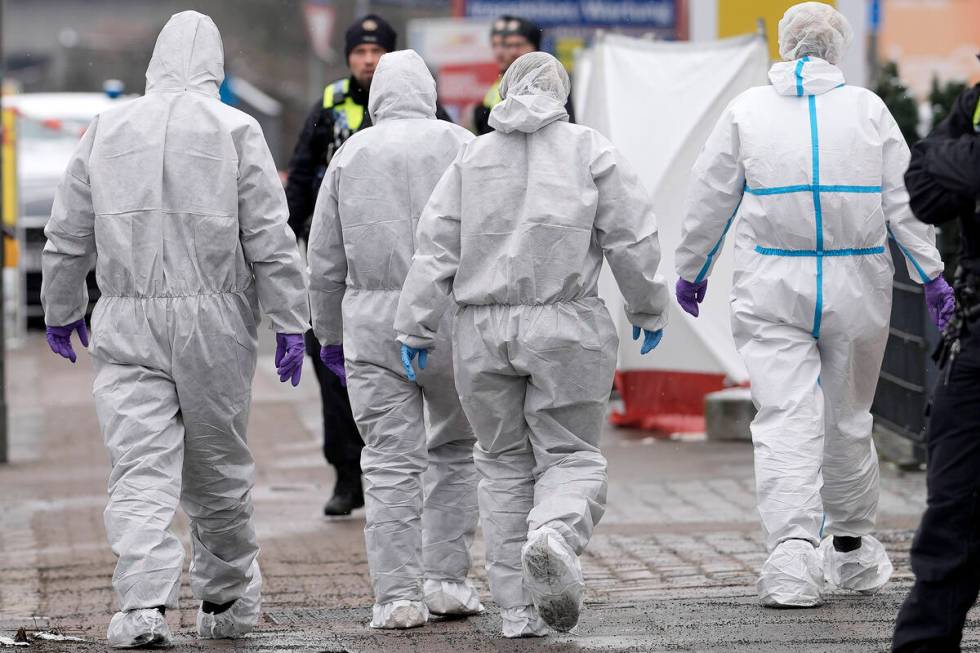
[407,17,494,66]
[464,0,677,29]
[303,0,338,62]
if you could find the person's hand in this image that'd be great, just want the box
[275,333,305,387]
[319,345,346,387]
[632,326,663,355]
[924,276,955,331]
[400,344,428,382]
[46,319,89,363]
[676,278,708,317]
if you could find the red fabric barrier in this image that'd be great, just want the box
[610,369,730,434]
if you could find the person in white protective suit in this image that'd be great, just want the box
[307,49,481,630]
[40,11,311,647]
[674,2,949,608]
[394,52,669,637]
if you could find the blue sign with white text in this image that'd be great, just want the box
[465,0,676,29]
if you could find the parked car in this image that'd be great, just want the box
[4,90,134,328]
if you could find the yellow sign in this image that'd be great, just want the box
[718,0,835,61]
[556,36,586,73]
[2,108,18,267]
[1,108,15,228]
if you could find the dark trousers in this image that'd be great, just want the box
[894,326,980,652]
[304,330,363,486]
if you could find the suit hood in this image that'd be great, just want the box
[368,50,437,123]
[146,11,224,97]
[769,56,845,97]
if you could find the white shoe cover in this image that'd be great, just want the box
[819,536,893,594]
[500,605,549,638]
[107,609,173,649]
[757,539,825,608]
[423,579,483,616]
[197,563,262,639]
[370,600,429,629]
[521,526,585,632]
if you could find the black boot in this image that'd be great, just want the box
[323,468,364,517]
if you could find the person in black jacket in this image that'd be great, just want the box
[286,14,452,517]
[286,16,451,236]
[893,79,980,653]
[472,16,575,135]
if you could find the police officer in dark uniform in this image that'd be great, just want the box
[286,15,396,517]
[288,15,452,516]
[893,76,980,652]
[472,15,575,135]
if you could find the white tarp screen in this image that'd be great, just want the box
[578,33,769,383]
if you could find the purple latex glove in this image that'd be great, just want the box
[275,333,305,387]
[676,278,708,317]
[924,276,956,331]
[319,345,347,387]
[45,319,89,364]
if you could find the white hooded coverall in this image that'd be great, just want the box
[307,50,479,615]
[675,57,943,552]
[394,53,669,611]
[40,11,310,612]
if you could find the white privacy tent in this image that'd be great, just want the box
[576,33,768,430]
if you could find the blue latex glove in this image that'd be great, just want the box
[632,326,664,355]
[275,333,305,387]
[400,344,428,382]
[45,319,89,364]
[319,345,347,387]
[676,278,708,317]
[924,276,956,331]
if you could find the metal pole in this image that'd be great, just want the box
[0,0,9,464]
[868,0,881,89]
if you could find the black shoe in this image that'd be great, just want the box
[323,490,364,516]
[201,599,235,615]
[324,467,363,516]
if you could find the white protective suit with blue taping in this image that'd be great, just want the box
[675,55,943,604]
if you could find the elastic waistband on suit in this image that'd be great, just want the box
[754,245,885,257]
[461,296,601,308]
[99,288,251,299]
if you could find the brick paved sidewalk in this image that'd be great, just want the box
[0,334,975,652]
